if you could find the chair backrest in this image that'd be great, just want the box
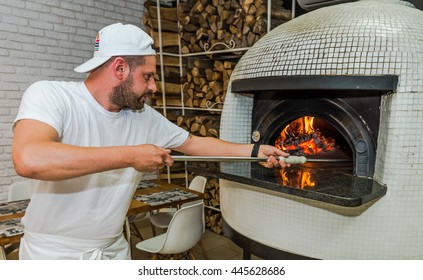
[8,180,31,202]
[159,201,205,254]
[183,176,207,208]
[188,176,207,193]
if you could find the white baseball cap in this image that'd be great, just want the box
[74,23,156,73]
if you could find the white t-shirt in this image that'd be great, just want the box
[14,81,189,240]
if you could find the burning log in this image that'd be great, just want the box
[275,116,337,156]
[277,133,337,155]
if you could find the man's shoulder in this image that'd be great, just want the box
[25,80,83,98]
[29,80,80,90]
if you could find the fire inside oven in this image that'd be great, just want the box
[271,115,353,189]
[249,91,381,181]
[274,116,352,158]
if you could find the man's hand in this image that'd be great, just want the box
[257,145,291,169]
[131,144,174,172]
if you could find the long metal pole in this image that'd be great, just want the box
[172,155,351,164]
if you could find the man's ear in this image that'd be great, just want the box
[112,57,128,80]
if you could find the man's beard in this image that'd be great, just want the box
[110,74,147,111]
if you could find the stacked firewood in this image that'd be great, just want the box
[144,0,291,108]
[151,56,237,109]
[204,177,220,209]
[205,209,223,235]
[143,1,180,53]
[176,114,221,137]
[178,0,291,53]
[153,55,184,107]
[183,57,237,110]
[143,1,181,107]
[144,0,291,53]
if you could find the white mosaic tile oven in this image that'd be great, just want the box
[216,0,423,259]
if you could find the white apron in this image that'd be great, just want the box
[19,230,130,260]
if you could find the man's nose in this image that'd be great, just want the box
[148,78,157,93]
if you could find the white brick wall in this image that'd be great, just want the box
[0,0,146,202]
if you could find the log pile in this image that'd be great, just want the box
[205,177,222,234]
[176,114,220,138]
[144,0,291,108]
[183,57,237,110]
[178,0,292,53]
[152,56,237,109]
[144,0,291,53]
[143,1,182,107]
[143,1,180,53]
[152,53,185,107]
[205,209,223,234]
[204,177,220,209]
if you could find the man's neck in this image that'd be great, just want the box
[84,79,121,112]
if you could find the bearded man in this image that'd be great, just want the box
[12,23,289,260]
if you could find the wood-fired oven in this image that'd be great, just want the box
[188,0,423,259]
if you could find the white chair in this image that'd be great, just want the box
[149,176,207,232]
[135,201,205,260]
[8,180,31,202]
[149,176,208,258]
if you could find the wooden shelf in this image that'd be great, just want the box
[144,0,285,229]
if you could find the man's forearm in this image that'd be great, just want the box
[13,142,134,181]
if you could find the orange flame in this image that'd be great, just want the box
[275,116,335,155]
[280,169,315,189]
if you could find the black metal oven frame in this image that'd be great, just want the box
[233,75,398,178]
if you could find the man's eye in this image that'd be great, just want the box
[144,74,156,82]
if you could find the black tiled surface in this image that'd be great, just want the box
[187,162,386,207]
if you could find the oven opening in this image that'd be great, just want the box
[268,115,354,189]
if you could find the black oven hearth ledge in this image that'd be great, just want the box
[231,75,398,93]
[186,162,387,207]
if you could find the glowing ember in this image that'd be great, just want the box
[275,116,336,155]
